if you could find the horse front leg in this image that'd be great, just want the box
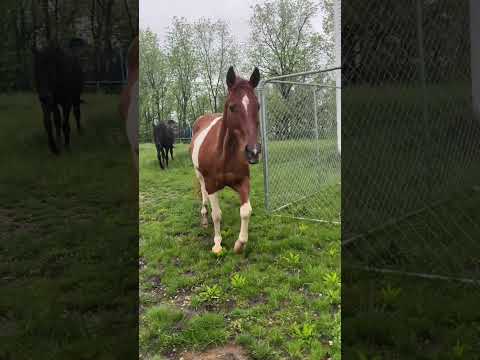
[41,102,59,154]
[156,144,164,169]
[163,147,169,168]
[234,179,252,254]
[208,191,223,255]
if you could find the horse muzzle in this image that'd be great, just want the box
[245,144,261,164]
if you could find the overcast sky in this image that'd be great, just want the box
[140,0,324,45]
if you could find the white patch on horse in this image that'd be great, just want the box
[192,116,222,169]
[242,94,250,115]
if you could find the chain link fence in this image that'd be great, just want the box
[258,68,341,223]
[342,0,480,282]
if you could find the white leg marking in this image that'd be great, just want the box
[208,192,223,254]
[241,94,250,115]
[235,200,252,253]
[196,170,209,226]
[191,116,222,169]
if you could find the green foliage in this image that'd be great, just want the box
[323,271,341,289]
[291,322,316,343]
[248,0,332,77]
[281,251,301,267]
[197,284,223,304]
[380,284,402,308]
[231,274,247,289]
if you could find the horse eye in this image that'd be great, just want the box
[229,104,236,112]
[257,104,261,110]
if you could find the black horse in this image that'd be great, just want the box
[153,120,175,169]
[33,40,84,154]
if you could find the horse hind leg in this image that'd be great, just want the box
[195,170,209,228]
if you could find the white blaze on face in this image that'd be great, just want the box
[192,116,222,169]
[242,94,250,116]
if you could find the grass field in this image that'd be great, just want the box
[0,93,138,359]
[343,269,480,359]
[139,143,341,360]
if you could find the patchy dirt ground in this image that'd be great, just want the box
[180,345,249,360]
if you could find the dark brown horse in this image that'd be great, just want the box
[190,66,261,255]
[33,42,84,154]
[153,120,176,169]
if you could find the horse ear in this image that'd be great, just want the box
[226,66,236,88]
[249,67,260,88]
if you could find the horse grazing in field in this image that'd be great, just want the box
[153,120,176,169]
[33,41,84,154]
[190,66,261,255]
[120,35,139,173]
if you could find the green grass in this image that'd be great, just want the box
[0,93,138,360]
[139,143,341,359]
[343,270,480,360]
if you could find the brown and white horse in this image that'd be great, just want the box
[190,67,261,255]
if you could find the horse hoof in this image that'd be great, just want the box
[201,218,208,228]
[212,245,223,255]
[234,241,246,254]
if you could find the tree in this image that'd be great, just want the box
[166,17,197,129]
[248,0,326,82]
[140,28,171,122]
[194,18,237,113]
[248,0,329,139]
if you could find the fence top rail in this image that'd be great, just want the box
[258,66,342,89]
[266,80,341,89]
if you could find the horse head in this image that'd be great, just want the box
[224,66,261,164]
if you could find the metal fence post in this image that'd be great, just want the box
[259,81,270,212]
[313,87,322,172]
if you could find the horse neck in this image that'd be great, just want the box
[217,109,240,165]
